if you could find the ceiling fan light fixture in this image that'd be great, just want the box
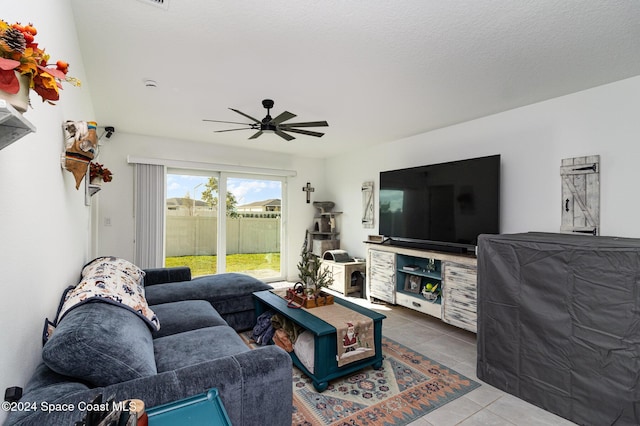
[260,122,278,133]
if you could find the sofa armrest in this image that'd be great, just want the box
[6,346,292,426]
[107,345,292,426]
[168,346,293,426]
[143,267,191,286]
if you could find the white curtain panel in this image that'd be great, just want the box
[134,163,165,268]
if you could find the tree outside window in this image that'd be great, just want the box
[201,177,239,217]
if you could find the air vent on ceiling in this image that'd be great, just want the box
[136,0,169,10]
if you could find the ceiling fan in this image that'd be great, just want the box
[203,99,328,141]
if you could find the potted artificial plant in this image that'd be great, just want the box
[295,230,333,307]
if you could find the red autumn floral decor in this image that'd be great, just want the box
[0,20,80,105]
[89,162,113,183]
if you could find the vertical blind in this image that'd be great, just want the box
[134,163,165,268]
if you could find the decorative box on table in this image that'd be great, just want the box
[286,287,334,308]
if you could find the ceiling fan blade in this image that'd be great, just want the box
[203,119,253,126]
[214,127,255,133]
[279,120,328,128]
[284,128,325,138]
[271,111,297,125]
[275,130,295,141]
[249,130,263,139]
[229,108,262,123]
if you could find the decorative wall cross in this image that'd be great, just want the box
[302,182,315,203]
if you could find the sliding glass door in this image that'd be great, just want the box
[165,171,218,275]
[224,175,283,279]
[165,170,284,281]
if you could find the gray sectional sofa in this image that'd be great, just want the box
[4,262,292,426]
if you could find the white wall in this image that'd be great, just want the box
[96,75,640,279]
[0,1,95,423]
[93,133,327,280]
[326,75,640,259]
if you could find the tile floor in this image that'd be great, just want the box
[272,282,576,426]
[372,301,577,426]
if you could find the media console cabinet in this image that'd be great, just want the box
[366,243,477,333]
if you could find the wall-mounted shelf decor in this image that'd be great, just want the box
[62,121,98,190]
[361,181,374,228]
[0,100,36,151]
[561,155,600,235]
[85,169,101,206]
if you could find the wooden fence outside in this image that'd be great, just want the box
[165,216,281,256]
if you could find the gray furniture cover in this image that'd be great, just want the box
[477,232,640,426]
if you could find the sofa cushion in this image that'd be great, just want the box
[145,273,271,315]
[150,300,227,339]
[143,266,191,286]
[42,302,157,387]
[153,326,250,373]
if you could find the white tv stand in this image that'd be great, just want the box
[366,243,478,333]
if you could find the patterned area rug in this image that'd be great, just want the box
[240,333,480,426]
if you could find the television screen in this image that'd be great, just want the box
[379,155,500,250]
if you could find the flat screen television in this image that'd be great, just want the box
[379,154,500,253]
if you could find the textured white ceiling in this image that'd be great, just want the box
[69,0,640,158]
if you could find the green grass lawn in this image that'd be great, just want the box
[165,253,280,277]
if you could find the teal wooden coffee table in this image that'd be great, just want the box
[253,290,385,392]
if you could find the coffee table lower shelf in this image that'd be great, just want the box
[253,290,385,392]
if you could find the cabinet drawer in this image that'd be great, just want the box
[395,292,441,318]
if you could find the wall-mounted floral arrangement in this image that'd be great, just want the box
[0,19,80,111]
[90,162,113,184]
